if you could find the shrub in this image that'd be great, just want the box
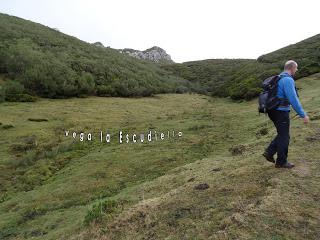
[96,85,115,97]
[77,72,96,95]
[3,79,37,102]
[4,80,24,95]
[5,93,37,102]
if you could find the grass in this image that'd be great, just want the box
[0,74,320,239]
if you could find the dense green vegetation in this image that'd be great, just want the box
[162,59,278,100]
[0,13,192,101]
[258,33,320,76]
[162,34,320,100]
[1,13,320,102]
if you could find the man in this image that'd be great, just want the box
[263,60,309,168]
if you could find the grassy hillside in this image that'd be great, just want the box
[0,73,319,239]
[1,13,320,102]
[258,34,320,75]
[162,34,320,100]
[0,13,192,101]
[162,59,275,100]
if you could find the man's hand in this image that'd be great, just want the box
[303,115,310,124]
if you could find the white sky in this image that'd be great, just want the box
[0,0,319,63]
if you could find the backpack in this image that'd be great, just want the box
[258,75,283,114]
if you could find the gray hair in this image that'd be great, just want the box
[284,60,298,71]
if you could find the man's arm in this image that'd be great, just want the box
[283,77,306,118]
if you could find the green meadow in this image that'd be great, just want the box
[0,74,320,239]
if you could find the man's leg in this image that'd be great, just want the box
[265,110,278,157]
[274,111,290,166]
[266,135,278,156]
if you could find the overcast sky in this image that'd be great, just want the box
[1,0,319,63]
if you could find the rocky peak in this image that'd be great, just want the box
[92,42,105,48]
[119,46,174,63]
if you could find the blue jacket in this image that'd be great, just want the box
[276,71,306,118]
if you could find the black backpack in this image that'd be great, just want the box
[258,75,283,114]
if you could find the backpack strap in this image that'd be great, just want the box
[278,98,289,107]
[277,74,299,107]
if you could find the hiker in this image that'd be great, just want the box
[263,60,309,168]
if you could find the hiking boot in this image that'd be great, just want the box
[275,162,295,169]
[262,151,275,163]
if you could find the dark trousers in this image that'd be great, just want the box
[266,109,290,165]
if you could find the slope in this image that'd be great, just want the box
[0,71,319,239]
[77,73,320,240]
[0,13,191,100]
[162,34,320,100]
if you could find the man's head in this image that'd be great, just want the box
[284,60,298,76]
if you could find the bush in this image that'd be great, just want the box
[228,77,262,100]
[5,93,37,102]
[96,85,115,97]
[4,80,24,95]
[175,85,189,94]
[77,72,96,95]
[2,80,37,102]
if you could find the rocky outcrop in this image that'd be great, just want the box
[118,46,174,63]
[92,42,174,63]
[92,42,105,48]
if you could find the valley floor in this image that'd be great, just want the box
[0,74,320,240]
